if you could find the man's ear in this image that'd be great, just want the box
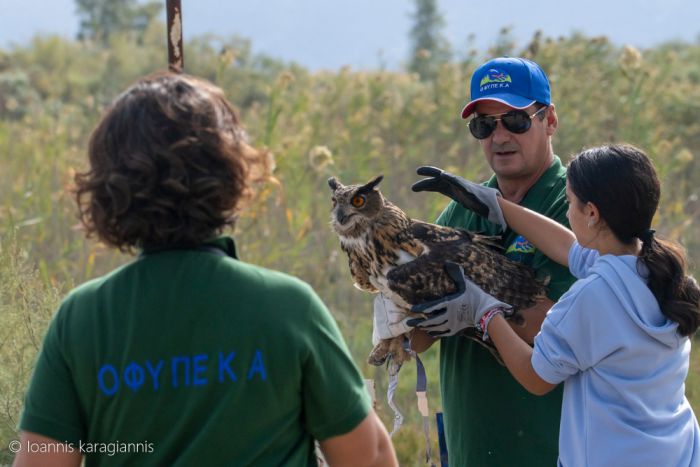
[545,104,558,136]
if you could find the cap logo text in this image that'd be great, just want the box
[480,69,512,92]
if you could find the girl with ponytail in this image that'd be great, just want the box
[413,144,700,466]
[564,144,700,337]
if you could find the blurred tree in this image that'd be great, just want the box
[75,0,162,45]
[0,70,39,120]
[408,0,451,81]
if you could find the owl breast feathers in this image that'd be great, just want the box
[328,174,548,365]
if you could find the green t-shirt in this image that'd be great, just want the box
[436,157,576,467]
[20,237,370,466]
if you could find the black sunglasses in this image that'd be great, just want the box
[468,106,547,139]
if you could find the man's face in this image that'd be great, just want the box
[472,100,556,182]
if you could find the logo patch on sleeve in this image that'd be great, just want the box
[505,235,536,264]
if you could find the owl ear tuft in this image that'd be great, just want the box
[361,175,384,192]
[328,177,341,191]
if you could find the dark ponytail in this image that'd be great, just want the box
[568,144,700,336]
[638,233,700,336]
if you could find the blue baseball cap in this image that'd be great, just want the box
[461,57,551,118]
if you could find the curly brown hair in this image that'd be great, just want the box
[75,72,271,251]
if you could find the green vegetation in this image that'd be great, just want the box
[1,19,699,466]
[75,0,162,44]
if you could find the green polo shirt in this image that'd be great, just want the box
[20,237,370,466]
[436,156,575,467]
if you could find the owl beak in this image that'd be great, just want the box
[336,209,351,225]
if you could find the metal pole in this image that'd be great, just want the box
[166,0,183,72]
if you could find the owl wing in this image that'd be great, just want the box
[408,220,502,252]
[386,220,545,307]
[386,221,475,304]
[407,219,470,244]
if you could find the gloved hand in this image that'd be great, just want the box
[411,166,507,232]
[372,293,411,346]
[406,262,512,337]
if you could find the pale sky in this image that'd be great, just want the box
[0,0,698,70]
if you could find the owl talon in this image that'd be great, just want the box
[387,336,412,366]
[368,340,391,366]
[368,353,389,366]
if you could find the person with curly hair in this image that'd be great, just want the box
[13,72,397,467]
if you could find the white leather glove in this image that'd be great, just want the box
[412,166,507,232]
[372,293,411,346]
[407,262,512,337]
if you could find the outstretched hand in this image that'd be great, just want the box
[412,166,507,232]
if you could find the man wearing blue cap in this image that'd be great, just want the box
[375,57,576,465]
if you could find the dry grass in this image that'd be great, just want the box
[1,29,699,465]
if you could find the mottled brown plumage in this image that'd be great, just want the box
[328,174,547,365]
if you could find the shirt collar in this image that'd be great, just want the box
[485,155,564,202]
[140,236,239,259]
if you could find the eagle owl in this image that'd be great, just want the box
[328,174,547,366]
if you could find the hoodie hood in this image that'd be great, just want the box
[590,255,681,348]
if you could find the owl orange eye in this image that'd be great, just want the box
[351,195,366,208]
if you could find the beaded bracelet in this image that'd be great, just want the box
[478,307,507,342]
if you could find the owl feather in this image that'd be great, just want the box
[328,174,547,366]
